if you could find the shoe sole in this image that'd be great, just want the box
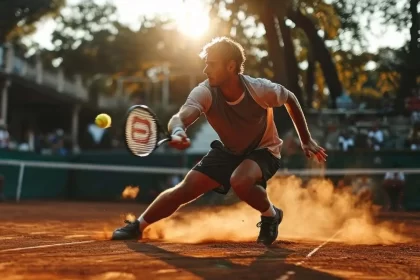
[111,234,140,241]
[111,231,141,241]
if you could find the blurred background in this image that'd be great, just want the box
[0,0,419,210]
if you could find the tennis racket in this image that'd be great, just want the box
[124,105,185,157]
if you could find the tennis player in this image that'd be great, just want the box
[112,37,327,245]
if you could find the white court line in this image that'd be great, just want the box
[0,240,96,253]
[304,230,341,260]
[276,229,342,280]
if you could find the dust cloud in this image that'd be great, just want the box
[140,176,411,245]
[121,186,140,200]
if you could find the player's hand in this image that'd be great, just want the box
[169,130,191,150]
[301,138,327,162]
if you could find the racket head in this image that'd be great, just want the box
[124,105,166,157]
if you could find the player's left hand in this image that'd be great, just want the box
[301,138,328,162]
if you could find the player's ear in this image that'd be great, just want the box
[227,60,236,72]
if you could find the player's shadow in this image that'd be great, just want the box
[124,241,342,280]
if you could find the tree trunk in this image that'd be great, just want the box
[306,47,315,108]
[398,0,420,111]
[260,1,288,86]
[289,9,342,108]
[259,0,293,136]
[279,18,304,104]
[409,0,419,75]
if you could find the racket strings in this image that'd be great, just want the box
[125,109,158,156]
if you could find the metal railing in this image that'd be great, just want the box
[0,45,131,109]
[0,45,89,101]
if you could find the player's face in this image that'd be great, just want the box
[203,51,232,87]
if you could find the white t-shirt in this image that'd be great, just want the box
[368,130,384,143]
[384,172,405,181]
[0,129,9,148]
[338,136,354,151]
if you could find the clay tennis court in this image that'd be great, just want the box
[0,199,419,280]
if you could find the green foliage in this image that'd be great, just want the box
[15,0,417,111]
[0,0,64,42]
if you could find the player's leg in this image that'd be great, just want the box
[382,186,392,211]
[140,170,220,225]
[396,186,404,211]
[388,187,399,211]
[230,149,282,245]
[111,170,221,240]
[230,159,271,212]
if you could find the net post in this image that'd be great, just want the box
[16,163,25,203]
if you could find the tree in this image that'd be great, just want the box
[361,0,420,109]
[398,0,420,109]
[287,7,343,108]
[0,0,64,43]
[210,0,350,109]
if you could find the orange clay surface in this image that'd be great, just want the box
[0,201,419,280]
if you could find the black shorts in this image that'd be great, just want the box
[192,140,281,195]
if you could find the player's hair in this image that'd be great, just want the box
[199,37,246,74]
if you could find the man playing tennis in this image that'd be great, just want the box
[112,37,327,245]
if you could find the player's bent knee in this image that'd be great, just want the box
[165,170,219,204]
[230,175,254,196]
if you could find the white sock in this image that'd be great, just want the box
[261,203,276,217]
[137,215,150,232]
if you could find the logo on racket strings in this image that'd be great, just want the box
[131,116,151,144]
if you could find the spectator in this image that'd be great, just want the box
[0,124,9,149]
[337,129,354,151]
[336,92,354,110]
[405,88,420,112]
[368,122,384,151]
[352,175,374,205]
[52,137,68,156]
[324,124,340,151]
[407,123,420,150]
[383,168,405,211]
[82,123,112,150]
[411,111,420,124]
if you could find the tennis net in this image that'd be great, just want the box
[0,159,418,209]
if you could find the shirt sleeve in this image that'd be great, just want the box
[259,78,290,107]
[182,85,212,114]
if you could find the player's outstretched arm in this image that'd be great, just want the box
[167,106,200,150]
[284,91,328,162]
[168,105,201,134]
[167,85,211,150]
[259,78,327,161]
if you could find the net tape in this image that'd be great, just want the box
[0,159,419,176]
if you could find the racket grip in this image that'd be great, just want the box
[170,135,183,143]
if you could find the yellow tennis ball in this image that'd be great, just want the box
[95,113,112,128]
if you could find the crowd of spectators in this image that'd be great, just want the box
[0,125,70,155]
